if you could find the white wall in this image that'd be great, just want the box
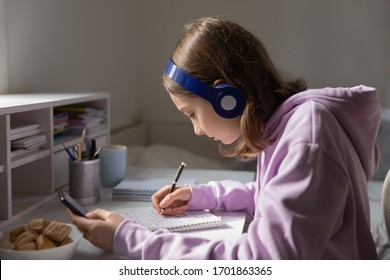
[137,0,390,122]
[3,0,390,132]
[4,0,139,130]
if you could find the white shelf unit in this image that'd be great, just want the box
[0,93,110,229]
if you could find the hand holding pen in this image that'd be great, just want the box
[158,162,187,215]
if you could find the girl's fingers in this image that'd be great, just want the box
[151,185,171,209]
[161,204,189,216]
[159,187,191,208]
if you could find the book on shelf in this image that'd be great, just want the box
[68,116,105,129]
[10,147,40,158]
[69,114,104,123]
[115,207,223,232]
[112,177,196,202]
[55,106,105,116]
[10,127,42,141]
[55,106,105,136]
[10,122,41,141]
[53,111,70,139]
[10,122,40,135]
[53,123,69,134]
[71,123,107,135]
[11,134,48,149]
[53,111,69,123]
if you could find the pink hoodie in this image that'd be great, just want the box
[113,85,380,259]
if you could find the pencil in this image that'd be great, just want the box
[77,143,82,161]
[80,128,86,157]
[160,162,186,215]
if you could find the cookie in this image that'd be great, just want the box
[9,226,25,243]
[43,221,71,243]
[60,236,74,246]
[36,233,57,250]
[14,231,37,247]
[0,239,15,250]
[16,241,36,251]
[28,218,49,234]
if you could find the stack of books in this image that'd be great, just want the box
[54,106,105,135]
[10,122,48,158]
[53,112,69,139]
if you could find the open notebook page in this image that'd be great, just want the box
[115,207,223,232]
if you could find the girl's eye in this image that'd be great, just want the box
[188,113,195,119]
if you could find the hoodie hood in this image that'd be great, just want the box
[264,85,381,179]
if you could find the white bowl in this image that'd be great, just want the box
[0,223,82,260]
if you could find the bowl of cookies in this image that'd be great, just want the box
[0,218,83,260]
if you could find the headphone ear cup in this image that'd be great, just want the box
[214,83,246,118]
[165,59,246,118]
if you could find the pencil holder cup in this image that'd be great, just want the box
[99,144,127,187]
[68,158,101,206]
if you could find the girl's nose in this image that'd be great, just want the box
[194,125,205,136]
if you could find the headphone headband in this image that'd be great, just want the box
[165,59,215,101]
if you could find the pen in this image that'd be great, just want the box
[90,138,96,159]
[63,144,76,161]
[71,145,77,159]
[160,162,186,215]
[92,147,102,160]
[85,136,91,160]
[169,162,186,194]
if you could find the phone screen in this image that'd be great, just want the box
[58,190,89,218]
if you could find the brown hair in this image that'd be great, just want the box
[162,16,307,160]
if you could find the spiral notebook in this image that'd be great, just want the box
[115,207,223,232]
[112,177,196,202]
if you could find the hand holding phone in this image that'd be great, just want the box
[58,190,89,218]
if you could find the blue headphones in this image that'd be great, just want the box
[165,59,246,118]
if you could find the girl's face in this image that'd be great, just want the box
[169,93,241,145]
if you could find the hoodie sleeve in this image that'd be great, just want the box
[112,143,350,260]
[186,180,257,214]
[113,180,258,259]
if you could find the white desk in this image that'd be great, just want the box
[2,166,255,259]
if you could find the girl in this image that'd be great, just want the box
[69,16,380,259]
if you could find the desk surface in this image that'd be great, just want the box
[2,166,255,259]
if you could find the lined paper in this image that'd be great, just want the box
[115,207,223,232]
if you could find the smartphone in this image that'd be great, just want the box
[58,190,89,218]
